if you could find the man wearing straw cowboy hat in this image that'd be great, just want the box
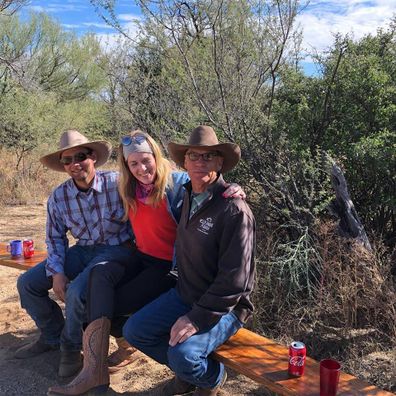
[15,130,134,378]
[123,125,256,395]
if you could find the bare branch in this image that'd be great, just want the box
[0,0,27,15]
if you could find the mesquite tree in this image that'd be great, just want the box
[0,13,108,166]
[93,1,329,238]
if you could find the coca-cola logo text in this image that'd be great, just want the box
[289,356,305,366]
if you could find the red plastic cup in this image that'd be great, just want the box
[320,358,341,396]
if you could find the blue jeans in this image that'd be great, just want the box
[123,288,243,389]
[17,244,133,352]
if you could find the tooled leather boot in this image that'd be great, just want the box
[108,337,139,374]
[47,317,110,395]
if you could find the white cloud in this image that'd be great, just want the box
[96,23,140,52]
[28,1,87,14]
[297,0,394,56]
[94,13,141,50]
[83,22,113,29]
[28,5,45,12]
[122,20,141,38]
[62,23,81,29]
[118,13,140,22]
[47,2,88,11]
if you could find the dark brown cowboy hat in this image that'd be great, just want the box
[40,129,112,172]
[168,125,240,173]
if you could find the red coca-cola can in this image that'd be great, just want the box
[23,239,35,259]
[288,341,306,377]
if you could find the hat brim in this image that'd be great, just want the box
[40,141,112,172]
[168,142,240,173]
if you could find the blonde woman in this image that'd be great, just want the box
[48,130,244,396]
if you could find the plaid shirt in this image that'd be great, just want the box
[45,170,132,276]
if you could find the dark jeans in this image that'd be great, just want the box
[123,288,243,389]
[87,250,177,337]
[17,244,134,351]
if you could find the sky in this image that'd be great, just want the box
[20,0,396,75]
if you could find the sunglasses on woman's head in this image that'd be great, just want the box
[121,135,146,146]
[60,151,90,165]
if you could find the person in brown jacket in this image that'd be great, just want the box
[122,125,256,396]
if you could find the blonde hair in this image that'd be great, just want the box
[118,130,173,220]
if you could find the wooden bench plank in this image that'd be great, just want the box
[0,242,46,271]
[213,328,394,395]
[1,242,392,396]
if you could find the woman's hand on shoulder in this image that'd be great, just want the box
[223,183,246,200]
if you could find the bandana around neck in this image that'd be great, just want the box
[136,180,155,204]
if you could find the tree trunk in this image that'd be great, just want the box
[328,162,372,251]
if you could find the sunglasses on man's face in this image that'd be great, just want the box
[186,151,219,162]
[121,135,146,146]
[60,152,91,166]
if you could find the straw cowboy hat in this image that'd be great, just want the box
[40,129,112,172]
[168,125,241,173]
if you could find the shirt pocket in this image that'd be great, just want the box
[103,207,125,235]
[65,214,88,239]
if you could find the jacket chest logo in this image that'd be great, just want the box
[197,217,214,235]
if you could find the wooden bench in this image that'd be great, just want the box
[0,242,46,270]
[214,329,394,395]
[0,242,393,395]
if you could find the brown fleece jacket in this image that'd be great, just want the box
[175,174,256,330]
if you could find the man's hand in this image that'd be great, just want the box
[52,273,69,302]
[223,183,246,199]
[169,315,198,346]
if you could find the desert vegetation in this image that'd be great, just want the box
[0,1,395,393]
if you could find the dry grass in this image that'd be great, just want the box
[0,148,395,393]
[315,223,395,338]
[0,149,67,206]
[253,221,396,392]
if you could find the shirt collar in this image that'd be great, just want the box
[91,172,103,193]
[67,171,102,196]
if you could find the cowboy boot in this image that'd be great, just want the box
[15,339,59,359]
[58,351,83,378]
[108,337,139,374]
[192,370,227,396]
[47,317,110,395]
[161,375,196,395]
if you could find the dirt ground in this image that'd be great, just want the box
[0,204,270,396]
